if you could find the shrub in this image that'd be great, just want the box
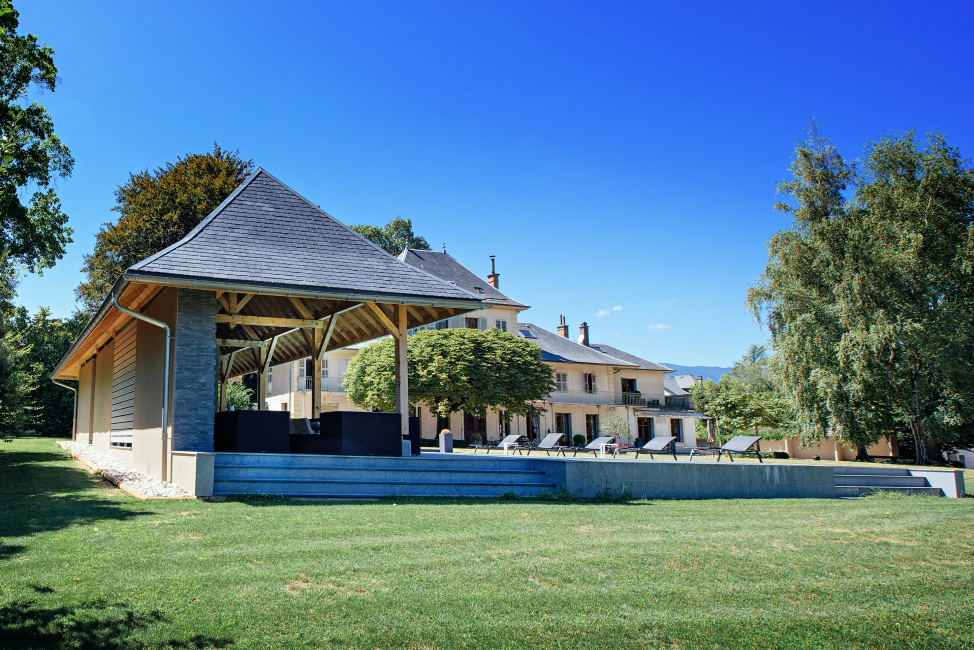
[537,490,579,502]
[439,429,451,436]
[773,451,790,459]
[573,434,586,445]
[470,432,482,442]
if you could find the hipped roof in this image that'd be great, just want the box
[52,168,484,380]
[128,168,481,303]
[397,249,529,309]
[516,322,637,367]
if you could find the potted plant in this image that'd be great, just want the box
[470,432,483,447]
[439,429,453,453]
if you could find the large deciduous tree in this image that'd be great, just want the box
[75,145,252,314]
[349,217,430,256]
[748,127,974,464]
[0,0,73,274]
[343,328,554,420]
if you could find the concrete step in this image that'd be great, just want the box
[214,466,550,484]
[831,466,912,476]
[213,452,539,472]
[212,478,556,498]
[835,485,945,497]
[834,474,930,487]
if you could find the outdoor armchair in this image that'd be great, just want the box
[571,436,616,458]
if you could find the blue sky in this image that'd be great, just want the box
[13,1,974,366]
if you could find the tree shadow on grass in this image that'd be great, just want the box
[1,596,232,650]
[0,448,153,548]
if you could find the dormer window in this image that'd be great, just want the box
[475,287,485,294]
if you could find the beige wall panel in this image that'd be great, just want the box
[89,339,115,454]
[132,288,176,478]
[76,359,94,441]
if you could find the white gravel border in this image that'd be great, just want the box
[62,441,192,499]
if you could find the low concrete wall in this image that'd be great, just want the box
[909,469,966,498]
[538,458,836,499]
[170,451,215,497]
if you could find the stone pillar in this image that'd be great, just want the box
[394,306,409,439]
[171,288,217,452]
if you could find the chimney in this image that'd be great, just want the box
[557,315,569,338]
[578,322,590,347]
[487,255,499,289]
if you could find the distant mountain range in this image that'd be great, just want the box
[661,364,731,382]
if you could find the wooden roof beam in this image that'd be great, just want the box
[217,314,331,329]
[364,302,399,337]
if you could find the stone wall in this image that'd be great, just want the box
[172,288,217,452]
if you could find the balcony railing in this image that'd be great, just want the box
[543,390,663,407]
[297,377,346,393]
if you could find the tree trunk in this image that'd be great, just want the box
[907,363,929,465]
[855,447,872,462]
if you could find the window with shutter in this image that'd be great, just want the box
[555,373,568,391]
[478,317,487,330]
[583,373,597,393]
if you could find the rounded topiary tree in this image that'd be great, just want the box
[344,328,555,425]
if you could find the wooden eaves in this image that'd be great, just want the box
[50,275,484,382]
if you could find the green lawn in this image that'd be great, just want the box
[2,439,972,650]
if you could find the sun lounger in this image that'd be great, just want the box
[688,435,763,462]
[571,436,616,458]
[517,432,569,456]
[474,434,524,454]
[634,436,678,460]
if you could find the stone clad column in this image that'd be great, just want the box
[172,288,217,452]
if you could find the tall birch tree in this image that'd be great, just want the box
[749,127,974,464]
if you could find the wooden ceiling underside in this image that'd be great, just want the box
[55,283,478,381]
[216,291,472,377]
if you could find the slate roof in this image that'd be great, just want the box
[587,343,673,372]
[127,169,482,304]
[516,323,637,366]
[663,376,689,396]
[671,374,700,391]
[397,249,529,309]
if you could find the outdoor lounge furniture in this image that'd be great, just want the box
[474,434,524,454]
[571,436,616,458]
[517,433,569,456]
[636,436,679,460]
[689,435,763,462]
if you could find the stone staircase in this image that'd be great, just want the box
[834,466,945,497]
[212,452,556,498]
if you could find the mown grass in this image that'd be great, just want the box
[1,438,972,649]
